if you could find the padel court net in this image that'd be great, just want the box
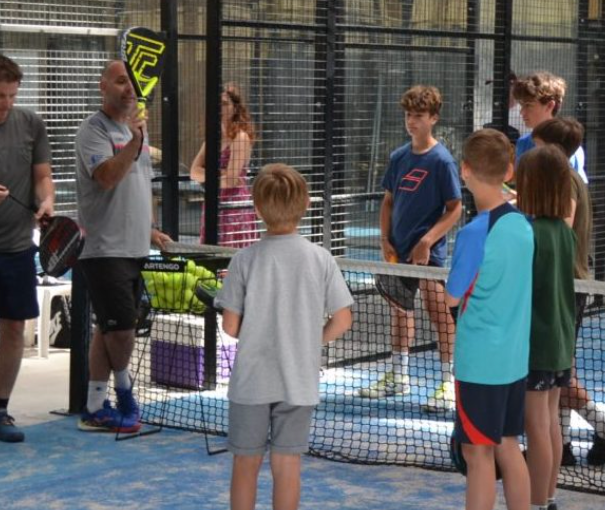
[129,243,605,495]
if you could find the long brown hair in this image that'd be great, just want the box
[516,145,571,219]
[223,82,256,142]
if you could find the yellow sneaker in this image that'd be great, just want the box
[357,372,410,398]
[423,381,455,412]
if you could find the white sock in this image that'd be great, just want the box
[87,381,108,413]
[113,368,132,390]
[577,400,605,437]
[561,407,573,444]
[548,497,556,506]
[392,351,409,377]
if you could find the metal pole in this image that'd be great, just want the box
[161,0,180,241]
[68,265,90,413]
[493,0,513,134]
[322,0,336,251]
[203,0,223,390]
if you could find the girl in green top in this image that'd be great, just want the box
[517,145,576,510]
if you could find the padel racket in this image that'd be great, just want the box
[5,191,84,277]
[39,216,85,277]
[120,27,167,112]
[375,273,418,311]
[119,27,167,160]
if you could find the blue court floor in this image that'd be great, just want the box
[3,351,604,510]
[1,416,603,510]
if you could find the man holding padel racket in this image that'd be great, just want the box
[0,55,55,443]
[75,60,170,433]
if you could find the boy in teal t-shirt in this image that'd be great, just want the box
[446,129,533,510]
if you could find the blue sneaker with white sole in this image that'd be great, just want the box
[78,400,141,433]
[116,387,140,421]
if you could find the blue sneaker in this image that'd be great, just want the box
[78,400,141,433]
[116,387,140,421]
[0,411,25,443]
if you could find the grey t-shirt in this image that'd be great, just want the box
[215,233,354,406]
[75,111,152,259]
[0,107,51,253]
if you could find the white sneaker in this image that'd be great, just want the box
[357,372,411,398]
[423,381,456,412]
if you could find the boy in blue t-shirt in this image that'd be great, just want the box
[446,129,534,510]
[357,85,462,412]
[512,72,588,184]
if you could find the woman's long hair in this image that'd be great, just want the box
[223,82,256,143]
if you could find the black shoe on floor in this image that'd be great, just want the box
[587,434,605,466]
[561,442,577,467]
[0,411,25,443]
[547,503,558,510]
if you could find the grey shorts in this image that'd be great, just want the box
[228,402,314,456]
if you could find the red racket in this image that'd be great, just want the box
[6,192,85,277]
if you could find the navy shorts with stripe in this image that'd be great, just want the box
[455,377,526,445]
[0,246,39,321]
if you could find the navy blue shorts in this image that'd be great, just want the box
[455,377,526,445]
[0,246,39,321]
[80,258,144,333]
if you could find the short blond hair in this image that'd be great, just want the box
[400,85,442,116]
[462,129,514,185]
[512,72,566,116]
[252,163,309,230]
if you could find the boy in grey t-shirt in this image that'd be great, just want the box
[215,163,353,510]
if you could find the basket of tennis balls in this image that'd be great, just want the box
[142,258,221,313]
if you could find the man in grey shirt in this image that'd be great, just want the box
[0,54,54,443]
[75,60,170,433]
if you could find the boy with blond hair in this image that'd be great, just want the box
[358,85,462,412]
[447,129,534,510]
[513,71,588,184]
[215,163,354,510]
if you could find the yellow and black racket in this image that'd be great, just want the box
[120,26,167,111]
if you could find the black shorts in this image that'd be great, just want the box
[375,261,443,311]
[526,369,571,391]
[455,377,526,445]
[0,246,39,321]
[80,257,144,333]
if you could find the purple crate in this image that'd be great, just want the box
[151,340,236,389]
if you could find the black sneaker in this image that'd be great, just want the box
[0,411,25,443]
[587,434,605,466]
[561,442,577,466]
[547,503,558,510]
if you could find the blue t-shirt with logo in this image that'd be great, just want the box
[516,133,588,184]
[446,202,534,385]
[381,142,461,266]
